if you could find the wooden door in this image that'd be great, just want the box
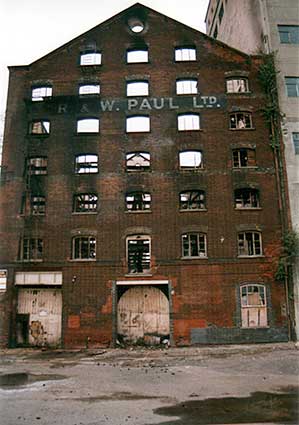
[117,286,169,344]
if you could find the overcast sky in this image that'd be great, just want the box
[0,0,209,121]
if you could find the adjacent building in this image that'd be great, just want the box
[0,3,291,348]
[206,0,299,340]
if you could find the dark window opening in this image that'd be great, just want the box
[72,236,96,259]
[233,148,256,167]
[238,232,262,256]
[31,195,46,215]
[180,190,206,210]
[235,189,259,209]
[29,120,50,135]
[127,236,150,274]
[73,193,98,213]
[230,112,252,129]
[126,192,151,211]
[182,233,207,258]
[20,238,43,261]
[75,155,98,174]
[27,157,48,175]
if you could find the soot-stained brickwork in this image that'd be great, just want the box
[0,3,290,348]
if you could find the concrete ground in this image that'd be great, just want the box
[0,343,298,425]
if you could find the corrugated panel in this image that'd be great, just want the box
[17,289,62,346]
[15,272,62,286]
[117,286,169,344]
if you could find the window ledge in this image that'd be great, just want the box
[181,256,207,260]
[126,169,151,173]
[75,132,100,136]
[229,128,255,131]
[18,259,43,263]
[178,129,202,132]
[235,207,262,211]
[69,259,96,262]
[233,166,258,170]
[180,208,207,212]
[241,326,269,329]
[179,168,205,172]
[126,131,151,135]
[238,255,264,258]
[72,212,98,215]
[226,91,252,95]
[125,210,151,213]
[125,273,152,277]
[29,134,50,138]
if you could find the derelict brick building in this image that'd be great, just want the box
[0,3,290,348]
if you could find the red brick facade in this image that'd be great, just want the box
[0,3,289,348]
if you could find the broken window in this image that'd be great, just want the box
[238,232,262,256]
[230,112,252,129]
[218,3,224,23]
[27,157,48,175]
[278,25,299,44]
[29,120,50,135]
[178,114,200,131]
[235,188,260,209]
[226,78,249,93]
[126,116,150,132]
[75,155,98,174]
[176,79,198,95]
[77,118,99,133]
[175,47,196,61]
[293,132,299,154]
[31,86,52,101]
[73,193,98,213]
[127,236,150,274]
[179,150,203,169]
[213,25,218,39]
[72,236,96,260]
[79,84,100,95]
[127,48,148,63]
[182,233,207,258]
[31,195,46,215]
[80,52,102,66]
[285,77,299,97]
[20,238,43,261]
[127,81,149,96]
[180,190,206,210]
[126,152,150,171]
[240,284,267,327]
[126,192,151,211]
[233,148,256,167]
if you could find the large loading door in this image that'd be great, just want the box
[117,286,170,345]
[17,288,62,347]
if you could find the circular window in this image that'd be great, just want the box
[131,24,144,33]
[128,18,145,34]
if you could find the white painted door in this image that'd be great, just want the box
[117,286,169,344]
[17,289,62,346]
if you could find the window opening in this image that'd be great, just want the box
[176,79,198,95]
[233,148,256,167]
[127,236,150,274]
[182,233,207,257]
[72,236,96,259]
[31,86,52,101]
[175,47,196,61]
[73,193,98,213]
[77,118,99,133]
[219,3,224,23]
[178,114,200,131]
[235,189,259,208]
[127,49,148,63]
[80,52,101,66]
[180,190,206,210]
[31,195,46,215]
[20,238,43,261]
[27,157,48,175]
[127,81,149,96]
[213,25,218,38]
[75,155,98,174]
[278,25,299,44]
[30,120,50,134]
[226,78,249,93]
[238,232,262,256]
[240,284,267,327]
[179,151,203,169]
[126,192,151,211]
[285,77,299,97]
[79,84,100,95]
[230,112,252,129]
[126,116,150,132]
[126,152,150,171]
[292,132,299,154]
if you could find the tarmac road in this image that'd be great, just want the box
[0,343,298,425]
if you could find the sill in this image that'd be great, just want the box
[181,256,207,260]
[229,128,255,131]
[233,166,258,170]
[75,172,99,175]
[226,91,252,95]
[235,207,262,211]
[241,326,269,329]
[79,94,100,98]
[126,169,151,173]
[69,259,96,262]
[18,259,43,263]
[179,168,204,172]
[238,255,264,258]
[126,62,150,65]
[125,273,152,277]
[175,60,197,63]
[29,134,50,138]
[126,131,151,134]
[72,212,98,215]
[125,210,151,213]
[176,93,198,96]
[75,132,100,136]
[178,129,201,132]
[180,208,207,212]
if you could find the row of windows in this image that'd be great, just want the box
[19,231,264,263]
[26,148,257,176]
[22,188,262,215]
[28,111,254,135]
[31,77,250,100]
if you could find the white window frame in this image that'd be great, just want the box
[80,52,102,66]
[126,81,149,97]
[240,284,268,328]
[238,232,262,257]
[229,112,253,129]
[77,118,99,133]
[20,238,43,262]
[175,47,196,62]
[126,116,150,133]
[176,79,198,95]
[285,77,299,97]
[127,49,149,64]
[72,236,96,260]
[182,233,207,258]
[178,114,200,131]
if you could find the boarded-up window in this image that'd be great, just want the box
[178,114,200,131]
[176,79,198,95]
[80,52,101,66]
[241,284,267,327]
[75,155,98,174]
[175,47,196,61]
[27,157,48,175]
[126,152,150,171]
[79,84,100,95]
[126,116,150,132]
[77,118,99,133]
[127,49,148,63]
[226,78,249,93]
[179,151,203,169]
[127,81,149,96]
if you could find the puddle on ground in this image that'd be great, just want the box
[69,391,173,403]
[151,387,299,424]
[0,372,66,389]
